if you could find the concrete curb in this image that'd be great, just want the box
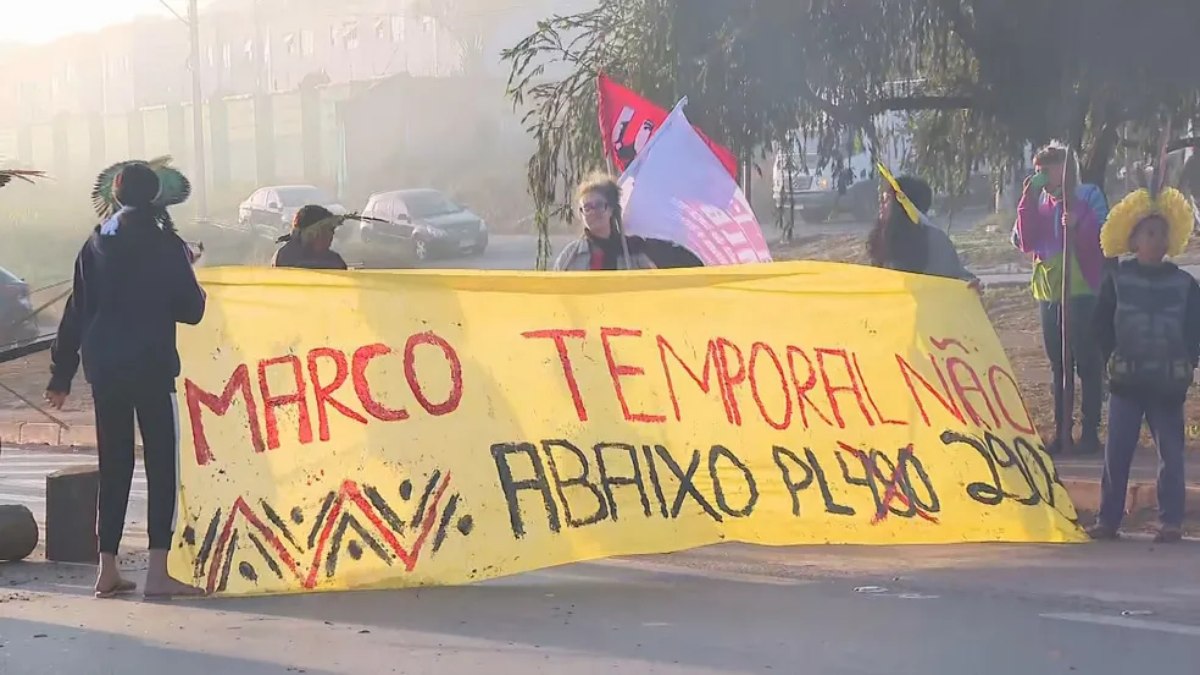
[1062,478,1200,520]
[0,422,104,448]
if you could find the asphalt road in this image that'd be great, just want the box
[3,445,1200,674]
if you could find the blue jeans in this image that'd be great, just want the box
[1040,296,1104,439]
[1098,393,1186,528]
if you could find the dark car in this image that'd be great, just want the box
[0,266,40,349]
[237,185,349,241]
[358,189,489,263]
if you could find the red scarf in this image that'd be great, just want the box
[589,247,607,270]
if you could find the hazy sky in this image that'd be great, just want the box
[0,1,179,45]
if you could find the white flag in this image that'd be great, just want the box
[619,99,772,266]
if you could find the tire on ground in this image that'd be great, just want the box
[0,504,39,562]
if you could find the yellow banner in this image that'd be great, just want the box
[170,263,1083,597]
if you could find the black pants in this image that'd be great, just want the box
[1039,295,1105,439]
[93,384,179,554]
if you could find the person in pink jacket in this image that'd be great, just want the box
[1011,144,1111,455]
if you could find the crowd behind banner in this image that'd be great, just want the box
[1,93,1198,598]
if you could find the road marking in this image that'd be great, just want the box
[1064,590,1184,605]
[1041,612,1200,637]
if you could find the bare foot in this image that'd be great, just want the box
[143,574,208,600]
[94,576,138,599]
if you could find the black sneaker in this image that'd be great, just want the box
[1086,523,1120,540]
[1154,525,1183,544]
[1046,437,1064,456]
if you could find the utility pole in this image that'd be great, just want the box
[188,0,209,219]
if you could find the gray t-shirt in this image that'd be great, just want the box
[881,225,977,282]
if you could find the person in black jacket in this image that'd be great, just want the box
[45,162,207,598]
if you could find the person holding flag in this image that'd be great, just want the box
[553,174,657,271]
[866,167,981,288]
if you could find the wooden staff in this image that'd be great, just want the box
[1059,148,1076,453]
[595,74,633,269]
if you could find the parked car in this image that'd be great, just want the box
[358,189,489,262]
[773,131,880,224]
[0,266,40,349]
[238,185,348,241]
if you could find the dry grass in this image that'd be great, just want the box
[984,285,1200,449]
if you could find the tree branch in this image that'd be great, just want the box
[940,0,979,54]
[1169,136,1200,152]
[1119,135,1200,154]
[870,96,974,114]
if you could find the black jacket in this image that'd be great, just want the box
[271,238,348,270]
[1093,259,1200,404]
[49,206,206,394]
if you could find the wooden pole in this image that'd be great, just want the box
[590,73,631,272]
[1059,149,1075,453]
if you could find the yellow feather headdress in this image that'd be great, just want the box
[1100,187,1194,258]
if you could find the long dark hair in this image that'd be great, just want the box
[867,176,933,273]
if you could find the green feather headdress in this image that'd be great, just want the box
[0,169,47,189]
[92,156,191,222]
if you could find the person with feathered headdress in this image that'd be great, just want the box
[1088,185,1200,543]
[271,205,351,270]
[44,160,208,598]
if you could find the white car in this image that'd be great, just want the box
[238,185,348,240]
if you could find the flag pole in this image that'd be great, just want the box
[1059,147,1075,454]
[597,74,634,270]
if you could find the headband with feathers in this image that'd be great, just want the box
[0,169,47,189]
[877,162,931,227]
[1100,119,1193,258]
[92,156,191,231]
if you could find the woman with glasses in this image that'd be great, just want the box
[552,174,657,271]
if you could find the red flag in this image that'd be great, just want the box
[597,73,739,179]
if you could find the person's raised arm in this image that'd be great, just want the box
[1014,176,1053,254]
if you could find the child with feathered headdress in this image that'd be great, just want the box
[1089,184,1200,543]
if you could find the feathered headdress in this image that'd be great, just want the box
[1100,120,1193,258]
[92,156,191,230]
[0,169,47,189]
[275,212,387,245]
